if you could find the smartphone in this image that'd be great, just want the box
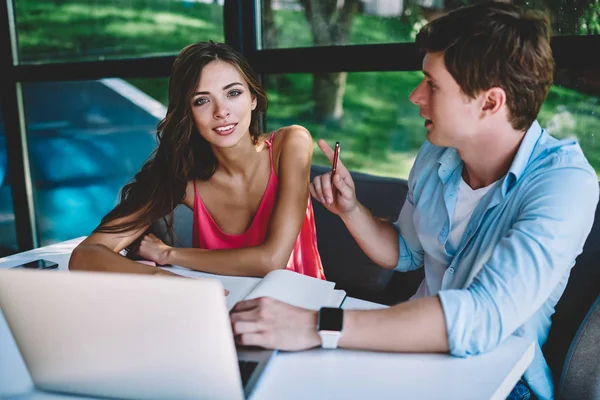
[11,259,59,270]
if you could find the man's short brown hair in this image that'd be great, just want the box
[416,2,554,131]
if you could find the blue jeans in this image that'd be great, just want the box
[506,377,536,400]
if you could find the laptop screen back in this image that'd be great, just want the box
[0,269,245,400]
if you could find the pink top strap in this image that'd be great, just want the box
[192,132,325,279]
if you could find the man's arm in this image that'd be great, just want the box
[439,166,599,356]
[230,295,448,352]
[310,140,423,269]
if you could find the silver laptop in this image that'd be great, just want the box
[0,269,275,400]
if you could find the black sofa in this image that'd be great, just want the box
[154,165,600,400]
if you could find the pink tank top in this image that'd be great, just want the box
[192,132,325,280]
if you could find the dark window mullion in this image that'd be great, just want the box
[1,0,38,251]
[244,35,600,74]
[12,56,176,83]
[9,37,599,82]
[224,0,259,55]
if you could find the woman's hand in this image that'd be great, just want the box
[138,233,230,295]
[310,139,358,216]
[137,233,173,265]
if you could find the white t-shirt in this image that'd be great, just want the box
[447,178,496,252]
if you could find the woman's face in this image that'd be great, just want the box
[190,60,257,148]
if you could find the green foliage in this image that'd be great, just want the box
[266,72,424,178]
[15,0,224,62]
[579,0,600,35]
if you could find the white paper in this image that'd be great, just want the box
[164,267,346,311]
[244,270,346,310]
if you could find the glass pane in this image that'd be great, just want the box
[15,0,224,63]
[264,72,424,178]
[22,78,167,245]
[540,68,600,178]
[0,99,18,255]
[262,0,599,49]
[265,71,600,179]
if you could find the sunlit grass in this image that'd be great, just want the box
[15,0,224,61]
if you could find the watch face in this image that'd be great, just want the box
[318,307,343,331]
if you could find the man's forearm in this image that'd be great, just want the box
[340,296,449,352]
[340,203,400,268]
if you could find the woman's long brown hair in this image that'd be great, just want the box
[95,41,268,238]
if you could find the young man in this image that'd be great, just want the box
[229,3,599,399]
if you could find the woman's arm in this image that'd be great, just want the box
[68,211,178,277]
[149,125,314,277]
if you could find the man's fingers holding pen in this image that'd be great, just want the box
[310,174,323,204]
[310,173,334,205]
[332,173,354,200]
[320,173,335,204]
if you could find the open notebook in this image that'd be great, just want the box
[241,269,346,310]
[164,266,346,311]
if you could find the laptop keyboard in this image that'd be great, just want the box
[238,360,259,387]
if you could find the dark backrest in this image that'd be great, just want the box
[309,165,423,304]
[556,294,600,400]
[543,183,600,397]
[151,206,193,248]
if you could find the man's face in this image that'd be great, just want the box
[409,52,482,148]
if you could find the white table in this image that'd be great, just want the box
[0,238,535,400]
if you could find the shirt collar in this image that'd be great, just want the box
[501,120,543,195]
[436,120,543,193]
[437,146,462,183]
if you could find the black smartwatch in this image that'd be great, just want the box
[317,307,344,349]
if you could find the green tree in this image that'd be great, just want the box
[298,0,361,123]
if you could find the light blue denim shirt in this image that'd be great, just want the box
[394,121,599,400]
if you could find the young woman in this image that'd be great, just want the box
[69,41,325,280]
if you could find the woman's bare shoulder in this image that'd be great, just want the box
[270,126,314,177]
[272,125,313,151]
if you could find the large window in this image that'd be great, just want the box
[2,0,599,250]
[262,0,600,49]
[14,0,225,63]
[258,1,600,179]
[20,78,167,245]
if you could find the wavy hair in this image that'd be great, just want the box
[95,41,268,237]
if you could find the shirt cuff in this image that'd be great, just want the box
[438,289,478,357]
[393,222,414,271]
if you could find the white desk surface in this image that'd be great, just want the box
[0,238,534,400]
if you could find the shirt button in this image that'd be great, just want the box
[448,267,455,274]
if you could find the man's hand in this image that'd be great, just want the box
[310,139,358,216]
[137,233,172,265]
[230,297,320,351]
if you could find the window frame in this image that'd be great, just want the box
[1,0,599,251]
